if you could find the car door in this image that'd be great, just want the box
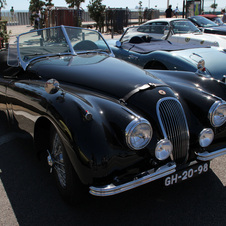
[5,75,48,135]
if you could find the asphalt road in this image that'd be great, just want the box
[0,128,226,226]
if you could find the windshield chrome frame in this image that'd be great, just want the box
[17,25,114,70]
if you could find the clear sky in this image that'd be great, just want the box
[2,0,226,12]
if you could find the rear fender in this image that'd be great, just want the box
[144,51,197,71]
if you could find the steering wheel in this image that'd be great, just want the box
[73,40,98,51]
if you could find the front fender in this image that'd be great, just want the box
[45,90,144,185]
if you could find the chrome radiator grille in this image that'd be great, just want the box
[157,97,189,163]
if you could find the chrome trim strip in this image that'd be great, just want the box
[60,25,77,55]
[196,148,226,161]
[89,162,176,197]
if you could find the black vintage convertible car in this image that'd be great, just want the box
[1,26,226,203]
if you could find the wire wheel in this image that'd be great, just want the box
[49,127,88,204]
[52,132,67,188]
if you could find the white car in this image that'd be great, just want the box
[140,18,226,49]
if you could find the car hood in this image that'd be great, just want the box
[172,47,226,80]
[170,33,226,49]
[28,54,168,98]
[204,26,226,35]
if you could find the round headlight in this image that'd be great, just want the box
[199,128,214,147]
[209,101,226,127]
[125,118,152,150]
[155,139,173,160]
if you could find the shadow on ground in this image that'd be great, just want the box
[0,134,226,226]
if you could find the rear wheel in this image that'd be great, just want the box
[48,128,87,204]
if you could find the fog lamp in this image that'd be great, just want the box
[199,128,214,147]
[155,139,173,160]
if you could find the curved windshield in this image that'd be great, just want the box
[191,16,219,27]
[17,26,112,70]
[18,27,69,63]
[65,27,111,53]
[171,20,200,34]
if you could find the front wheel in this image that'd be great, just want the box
[48,128,87,204]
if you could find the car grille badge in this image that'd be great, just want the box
[158,90,166,95]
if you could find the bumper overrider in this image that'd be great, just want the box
[89,148,226,196]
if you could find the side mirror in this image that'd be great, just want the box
[45,79,60,94]
[116,41,122,48]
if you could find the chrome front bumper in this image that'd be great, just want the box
[89,148,226,197]
[89,162,176,197]
[196,148,226,161]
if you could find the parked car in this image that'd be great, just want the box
[197,14,225,26]
[139,18,226,49]
[188,15,226,35]
[1,26,226,204]
[107,25,226,80]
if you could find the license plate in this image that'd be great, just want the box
[164,162,209,186]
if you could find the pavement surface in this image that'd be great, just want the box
[1,131,226,225]
[7,25,121,44]
[7,25,33,44]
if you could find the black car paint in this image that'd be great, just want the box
[147,69,226,140]
[0,51,178,185]
[0,44,226,191]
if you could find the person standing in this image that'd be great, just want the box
[221,9,226,23]
[174,6,179,18]
[165,5,173,18]
[10,6,14,21]
[34,11,41,29]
